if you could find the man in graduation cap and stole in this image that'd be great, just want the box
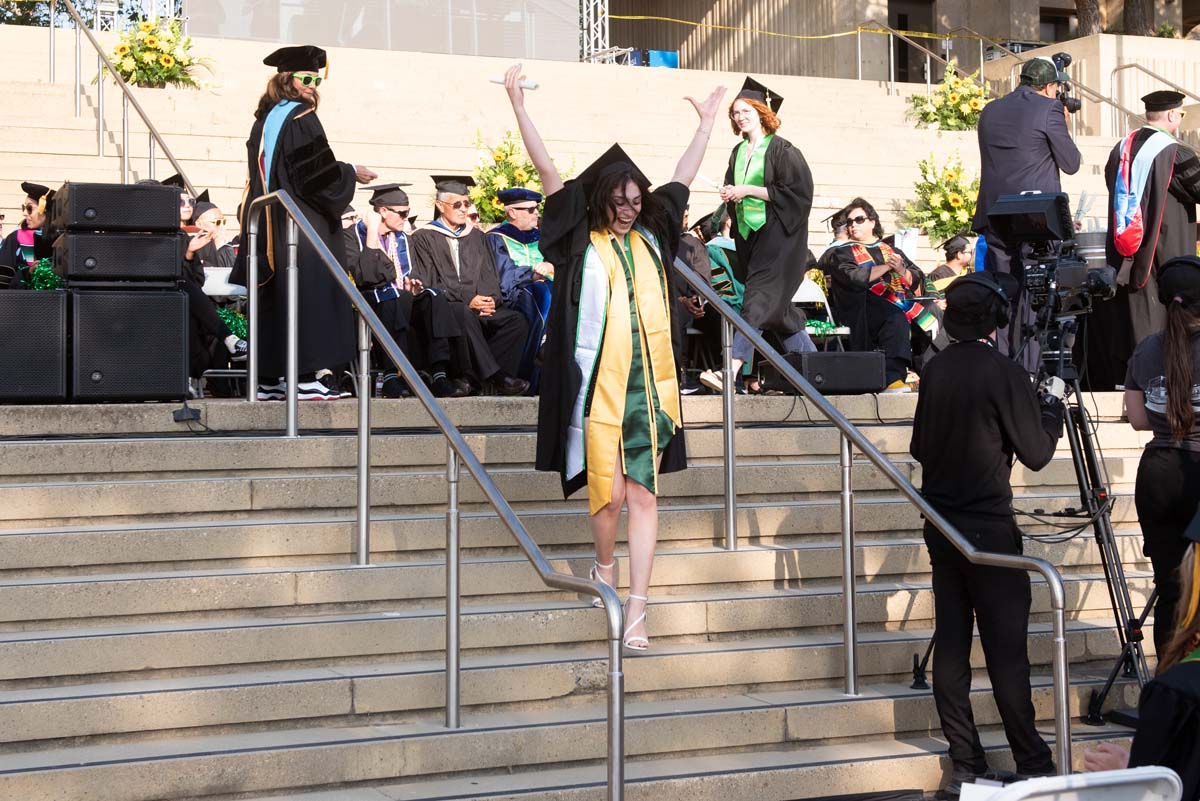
[486,187,553,385]
[409,176,530,396]
[1092,90,1200,389]
[0,182,55,286]
[232,44,377,400]
[344,182,467,398]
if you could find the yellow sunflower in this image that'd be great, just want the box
[138,20,154,33]
[159,54,175,69]
[492,148,505,163]
[948,193,964,208]
[144,35,159,49]
[969,97,983,111]
[948,92,960,104]
[114,43,131,57]
[943,169,958,183]
[491,198,505,211]
[513,167,529,183]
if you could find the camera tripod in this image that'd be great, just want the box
[910,317,1152,724]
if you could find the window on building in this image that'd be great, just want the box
[1040,8,1079,41]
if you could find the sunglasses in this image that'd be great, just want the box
[295,74,323,87]
[510,205,538,213]
[848,215,873,225]
[439,199,471,211]
[180,197,194,206]
[21,204,36,214]
[382,207,410,217]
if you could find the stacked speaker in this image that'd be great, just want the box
[0,182,189,403]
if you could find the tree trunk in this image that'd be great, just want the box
[1124,0,1156,35]
[1074,0,1102,36]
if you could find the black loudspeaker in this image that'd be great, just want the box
[0,291,68,402]
[49,182,179,236]
[765,351,887,396]
[72,289,188,401]
[54,232,182,282]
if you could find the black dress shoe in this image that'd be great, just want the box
[431,375,467,398]
[488,375,530,396]
[381,374,411,398]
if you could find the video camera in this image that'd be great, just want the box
[1051,52,1082,115]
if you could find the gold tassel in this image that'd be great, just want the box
[1181,547,1200,630]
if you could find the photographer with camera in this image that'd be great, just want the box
[973,56,1081,371]
[911,271,1066,797]
[1090,92,1200,391]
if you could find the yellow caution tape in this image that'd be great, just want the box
[608,15,1028,46]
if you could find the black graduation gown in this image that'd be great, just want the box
[1129,660,1200,801]
[723,135,813,336]
[0,225,51,289]
[232,103,357,377]
[1090,129,1200,390]
[536,179,690,500]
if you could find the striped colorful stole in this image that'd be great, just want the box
[854,243,937,334]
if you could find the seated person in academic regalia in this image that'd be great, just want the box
[823,197,939,391]
[161,173,210,228]
[0,182,55,288]
[929,233,976,301]
[409,175,530,397]
[486,187,553,388]
[679,207,749,380]
[343,182,467,399]
[178,198,248,378]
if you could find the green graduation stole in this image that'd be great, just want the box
[854,242,938,334]
[734,134,773,238]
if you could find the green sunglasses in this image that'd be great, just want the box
[295,74,323,87]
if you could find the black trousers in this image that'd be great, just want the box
[363,290,452,374]
[182,278,233,378]
[447,302,528,381]
[924,515,1055,776]
[1135,446,1200,654]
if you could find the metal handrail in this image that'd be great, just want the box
[855,19,983,97]
[670,258,1073,774]
[244,190,626,801]
[48,0,197,194]
[1110,63,1199,134]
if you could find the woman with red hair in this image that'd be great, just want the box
[701,77,815,393]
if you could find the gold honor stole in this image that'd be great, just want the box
[576,229,680,514]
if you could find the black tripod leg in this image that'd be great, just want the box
[1084,589,1158,725]
[912,635,935,690]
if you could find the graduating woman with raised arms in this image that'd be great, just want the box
[502,64,725,651]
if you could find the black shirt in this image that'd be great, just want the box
[1125,331,1200,452]
[911,341,1064,518]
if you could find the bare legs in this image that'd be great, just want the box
[589,468,659,646]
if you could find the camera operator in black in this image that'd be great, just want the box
[1125,256,1200,655]
[973,57,1081,372]
[911,271,1066,796]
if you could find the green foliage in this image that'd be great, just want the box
[469,131,548,226]
[1156,23,1179,38]
[111,17,206,89]
[899,153,980,243]
[907,62,991,131]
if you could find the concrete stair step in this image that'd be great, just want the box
[0,589,1148,686]
[0,677,1131,801]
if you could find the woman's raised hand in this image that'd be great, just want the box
[685,86,728,127]
[503,64,526,109]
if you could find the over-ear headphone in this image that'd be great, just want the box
[947,272,1012,329]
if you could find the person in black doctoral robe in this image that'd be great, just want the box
[343,182,466,398]
[1089,90,1200,390]
[0,182,54,288]
[697,77,814,394]
[408,176,529,397]
[502,63,725,651]
[231,44,377,401]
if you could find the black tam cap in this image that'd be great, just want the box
[944,271,1019,341]
[1142,90,1186,112]
[940,233,972,257]
[431,175,475,196]
[367,183,411,207]
[576,144,650,192]
[20,182,50,200]
[263,45,326,73]
[192,201,220,221]
[736,76,783,114]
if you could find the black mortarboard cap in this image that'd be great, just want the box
[192,200,220,221]
[431,175,475,196]
[940,233,972,256]
[1142,90,1186,112]
[342,204,356,216]
[408,215,419,227]
[1157,256,1200,305]
[736,76,784,114]
[576,144,650,192]
[161,173,208,202]
[20,182,50,200]
[263,45,326,73]
[367,183,412,207]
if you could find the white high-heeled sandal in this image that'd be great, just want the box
[623,594,650,651]
[589,560,616,608]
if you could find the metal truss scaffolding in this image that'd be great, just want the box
[581,0,610,60]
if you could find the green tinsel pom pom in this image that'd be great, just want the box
[29,258,63,291]
[217,306,247,340]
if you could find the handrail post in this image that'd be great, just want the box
[73,21,80,117]
[445,444,461,729]
[356,315,372,565]
[247,212,259,403]
[148,133,156,179]
[887,33,895,93]
[840,434,859,696]
[925,52,931,99]
[608,634,625,801]
[856,28,862,80]
[96,51,103,156]
[721,316,737,551]
[121,93,129,183]
[284,217,299,438]
[1050,592,1072,773]
[48,0,56,83]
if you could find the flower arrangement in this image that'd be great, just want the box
[110,18,206,89]
[899,153,981,243]
[907,63,991,131]
[470,131,553,226]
